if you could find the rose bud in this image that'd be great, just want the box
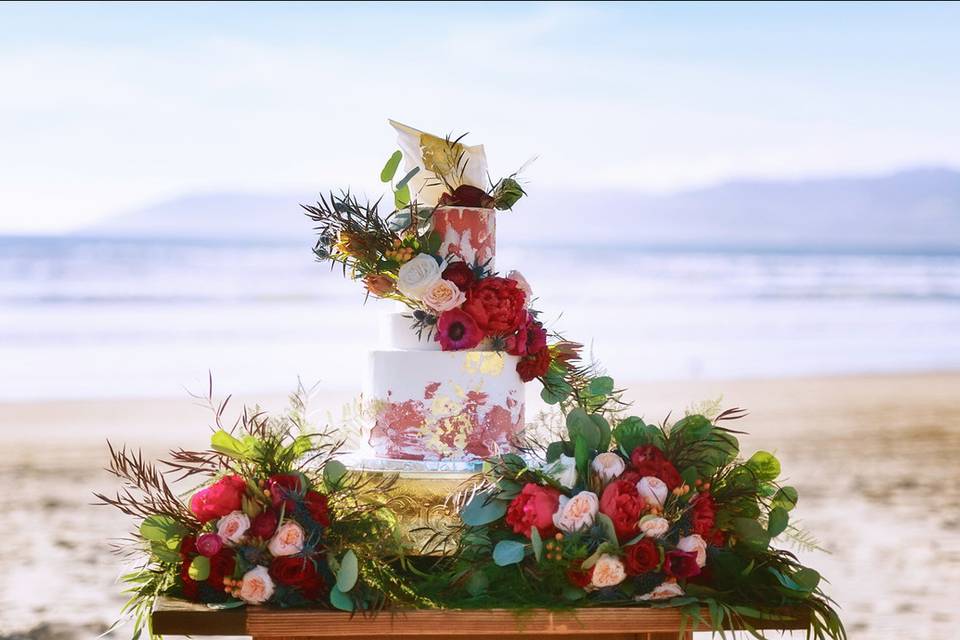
[196,532,224,558]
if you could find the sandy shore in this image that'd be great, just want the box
[1,372,958,639]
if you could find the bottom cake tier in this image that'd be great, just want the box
[365,349,525,461]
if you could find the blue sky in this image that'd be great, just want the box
[2,1,958,232]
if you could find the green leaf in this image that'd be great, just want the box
[595,512,619,546]
[545,441,566,463]
[672,414,713,441]
[424,230,442,255]
[380,150,402,183]
[394,184,411,209]
[493,177,525,210]
[324,460,348,489]
[461,491,508,526]
[561,585,586,601]
[746,451,781,482]
[566,408,601,449]
[493,539,526,566]
[335,550,359,592]
[767,506,789,537]
[792,567,821,592]
[540,385,563,405]
[530,526,543,563]
[574,436,589,482]
[589,413,612,452]
[188,556,210,581]
[330,585,354,611]
[394,166,420,190]
[613,416,664,453]
[465,571,488,596]
[139,515,186,548]
[210,430,249,460]
[150,540,182,563]
[586,376,614,396]
[732,517,770,551]
[772,486,799,512]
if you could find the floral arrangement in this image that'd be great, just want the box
[97,385,424,638]
[303,122,571,386]
[433,375,845,639]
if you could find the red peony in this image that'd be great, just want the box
[630,445,682,490]
[270,556,326,600]
[250,510,279,539]
[599,480,646,541]
[516,348,552,382]
[267,474,306,510]
[437,308,484,350]
[505,483,561,539]
[196,532,223,557]
[304,490,331,527]
[189,475,246,523]
[691,493,717,537]
[566,561,594,589]
[437,184,495,208]
[664,549,701,579]
[624,538,661,575]
[505,313,548,357]
[441,261,476,292]
[462,277,527,334]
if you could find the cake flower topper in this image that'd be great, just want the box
[389,119,489,207]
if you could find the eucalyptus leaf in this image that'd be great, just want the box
[330,585,354,611]
[380,150,402,183]
[567,408,601,449]
[466,571,489,596]
[792,567,821,592]
[335,550,359,592]
[461,491,508,527]
[733,517,770,551]
[772,486,799,512]
[746,451,781,482]
[596,512,619,546]
[492,539,526,566]
[586,376,614,396]
[545,441,566,463]
[530,526,543,563]
[394,167,420,190]
[324,460,348,488]
[767,506,789,537]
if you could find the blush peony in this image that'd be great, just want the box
[590,554,627,589]
[216,510,250,545]
[552,491,599,533]
[591,452,627,485]
[267,521,305,557]
[636,476,669,509]
[239,566,275,605]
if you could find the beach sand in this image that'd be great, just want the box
[1,372,958,639]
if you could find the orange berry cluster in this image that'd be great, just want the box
[671,484,693,497]
[544,532,565,561]
[694,479,712,491]
[385,238,416,263]
[223,576,243,598]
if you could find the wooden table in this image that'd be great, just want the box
[153,598,809,640]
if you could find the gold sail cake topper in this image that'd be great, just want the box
[388,119,488,207]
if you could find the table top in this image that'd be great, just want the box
[153,598,810,637]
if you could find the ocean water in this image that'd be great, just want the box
[3,236,959,401]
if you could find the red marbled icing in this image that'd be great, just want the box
[369,382,523,461]
[431,207,496,267]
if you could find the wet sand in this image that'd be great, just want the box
[1,372,957,639]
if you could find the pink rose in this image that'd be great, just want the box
[239,566,275,605]
[216,510,250,545]
[421,278,467,313]
[267,521,305,557]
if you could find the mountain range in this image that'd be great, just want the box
[79,167,960,250]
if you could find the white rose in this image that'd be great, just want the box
[267,521,305,557]
[677,534,708,568]
[637,580,685,601]
[239,566,275,605]
[590,554,627,589]
[396,253,442,299]
[506,270,533,299]
[637,476,669,508]
[544,455,577,489]
[591,452,626,484]
[639,515,670,539]
[216,510,250,545]
[552,491,599,533]
[421,278,466,313]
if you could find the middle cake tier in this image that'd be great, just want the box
[366,349,525,461]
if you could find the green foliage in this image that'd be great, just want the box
[733,517,771,551]
[746,451,781,482]
[139,515,187,549]
[586,376,614,396]
[329,585,354,611]
[492,177,525,210]
[768,506,790,537]
[772,486,799,511]
[566,408,601,449]
[188,556,210,581]
[613,416,665,453]
[380,151,402,182]
[323,459,348,489]
[530,526,543,563]
[336,550,359,592]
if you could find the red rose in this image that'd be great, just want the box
[178,535,235,599]
[179,557,200,600]
[189,475,246,523]
[441,261,476,292]
[516,348,551,382]
[505,313,547,357]
[708,529,728,547]
[463,277,527,334]
[630,445,682,490]
[250,510,279,538]
[270,556,326,600]
[207,547,236,592]
[437,185,495,208]
[505,483,561,539]
[566,561,594,589]
[664,549,701,579]
[267,474,305,510]
[624,538,660,575]
[691,494,716,537]
[599,480,646,541]
[304,491,330,527]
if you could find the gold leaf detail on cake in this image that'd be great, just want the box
[463,352,505,375]
[430,394,459,417]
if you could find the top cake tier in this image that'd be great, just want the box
[432,206,496,269]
